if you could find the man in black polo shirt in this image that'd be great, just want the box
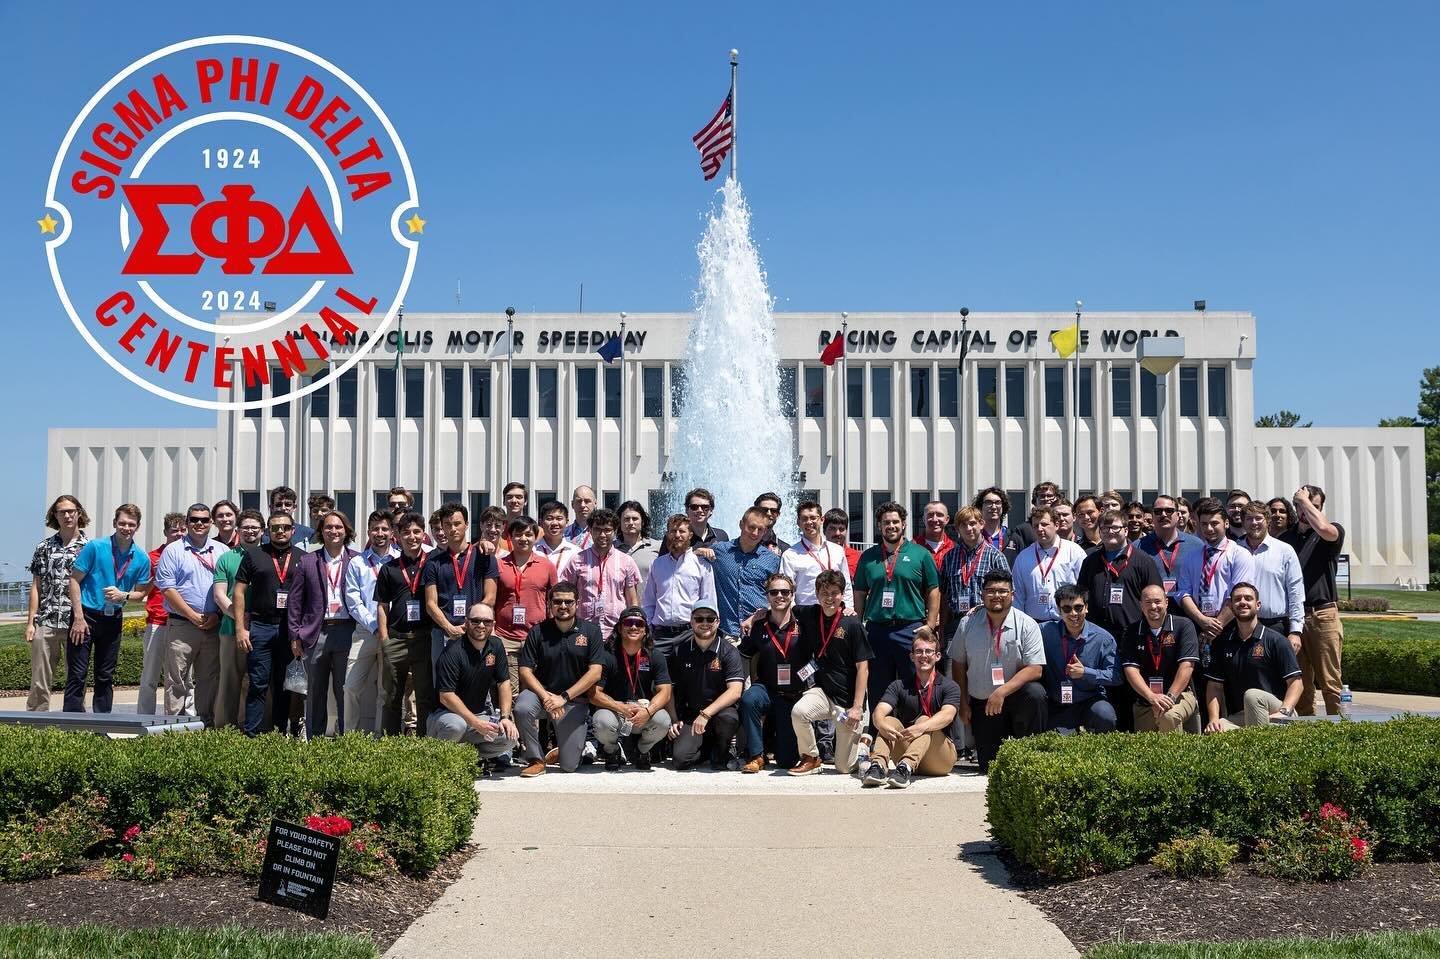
[1203,582,1303,731]
[422,503,499,671]
[428,602,519,765]
[863,627,961,789]
[232,514,305,737]
[375,511,435,736]
[739,572,813,773]
[516,581,604,776]
[666,601,744,770]
[589,606,673,771]
[1285,485,1346,717]
[1120,584,1201,733]
[788,569,872,776]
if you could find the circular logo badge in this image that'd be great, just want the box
[42,35,420,411]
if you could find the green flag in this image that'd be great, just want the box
[393,309,405,371]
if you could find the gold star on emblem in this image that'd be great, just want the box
[37,213,58,234]
[404,212,426,235]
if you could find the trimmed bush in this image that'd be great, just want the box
[0,727,478,873]
[987,717,1440,878]
[0,637,148,691]
[1338,597,1389,612]
[1345,634,1440,695]
[1150,830,1238,878]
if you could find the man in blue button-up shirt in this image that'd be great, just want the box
[699,508,779,638]
[1039,584,1118,734]
[155,503,226,725]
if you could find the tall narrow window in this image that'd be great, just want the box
[308,373,329,417]
[511,367,530,419]
[778,365,797,418]
[537,368,558,419]
[337,369,357,417]
[846,367,863,415]
[642,366,663,417]
[1044,366,1065,417]
[404,366,425,418]
[376,367,397,418]
[1208,366,1228,417]
[1004,367,1025,417]
[244,372,262,418]
[471,368,491,418]
[1140,368,1158,417]
[1112,366,1132,418]
[978,366,998,417]
[442,367,462,418]
[271,367,290,418]
[1179,366,1200,416]
[871,368,892,419]
[576,368,597,419]
[604,367,621,420]
[910,367,930,417]
[1077,366,1093,418]
[803,366,824,417]
[939,368,959,417]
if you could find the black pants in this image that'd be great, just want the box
[64,608,123,713]
[969,682,1048,770]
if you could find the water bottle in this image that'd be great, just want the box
[832,704,850,723]
[1340,685,1353,719]
[482,713,500,742]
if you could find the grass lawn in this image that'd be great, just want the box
[0,616,144,648]
[1343,619,1440,643]
[1352,586,1440,613]
[1087,929,1440,957]
[0,924,377,959]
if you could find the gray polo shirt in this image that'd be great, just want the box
[950,606,1046,700]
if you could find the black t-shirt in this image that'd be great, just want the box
[519,618,604,692]
[235,543,305,625]
[1203,624,1302,716]
[598,644,673,702]
[373,552,433,633]
[421,545,500,626]
[667,636,745,722]
[1077,546,1163,638]
[881,673,964,725]
[793,604,872,705]
[435,634,508,714]
[1119,615,1200,690]
[740,616,815,700]
[1283,524,1345,605]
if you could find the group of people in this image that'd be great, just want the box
[22,478,1346,784]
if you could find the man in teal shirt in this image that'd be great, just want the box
[212,509,265,729]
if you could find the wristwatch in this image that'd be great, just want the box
[1278,706,1295,717]
[500,713,514,721]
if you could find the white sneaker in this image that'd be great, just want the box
[855,738,872,778]
[581,740,598,764]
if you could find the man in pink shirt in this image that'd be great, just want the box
[563,508,640,635]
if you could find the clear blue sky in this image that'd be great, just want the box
[1,1,1436,571]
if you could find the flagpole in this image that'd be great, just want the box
[618,312,628,502]
[392,303,404,489]
[728,49,739,184]
[839,311,848,515]
[1070,300,1082,500]
[505,306,515,485]
[958,306,969,501]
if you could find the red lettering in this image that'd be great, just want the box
[299,323,331,361]
[230,57,259,102]
[71,169,114,199]
[335,287,377,314]
[273,333,306,378]
[184,341,208,384]
[338,138,382,170]
[144,328,184,372]
[284,76,324,121]
[121,184,204,275]
[213,346,234,388]
[196,58,223,103]
[118,312,155,353]
[324,115,363,155]
[319,306,359,341]
[262,187,351,274]
[151,73,187,118]
[346,170,391,201]
[94,123,134,161]
[308,95,351,144]
[241,344,270,387]
[114,89,163,141]
[96,291,134,327]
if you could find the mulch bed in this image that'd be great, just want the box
[1007,856,1440,951]
[0,845,472,950]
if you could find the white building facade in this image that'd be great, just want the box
[48,310,1429,585]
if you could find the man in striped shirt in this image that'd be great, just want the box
[938,506,1010,641]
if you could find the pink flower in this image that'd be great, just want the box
[1318,803,1349,821]
[122,853,134,863]
[123,825,142,842]
[366,822,381,833]
[354,841,367,852]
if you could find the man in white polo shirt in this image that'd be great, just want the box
[780,500,854,609]
[1011,507,1086,623]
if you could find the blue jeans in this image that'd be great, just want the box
[306,620,355,738]
[244,620,296,737]
[740,684,800,768]
[866,621,921,732]
[1047,696,1117,735]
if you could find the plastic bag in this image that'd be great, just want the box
[283,659,309,696]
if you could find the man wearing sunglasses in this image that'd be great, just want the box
[516,581,604,776]
[233,513,306,736]
[1136,495,1203,613]
[212,509,265,729]
[155,503,225,725]
[738,572,810,773]
[667,601,744,770]
[428,602,519,766]
[1038,586,1118,734]
[590,606,673,770]
[683,487,729,547]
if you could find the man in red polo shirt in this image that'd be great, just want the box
[494,516,556,697]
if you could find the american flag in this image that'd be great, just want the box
[692,94,733,181]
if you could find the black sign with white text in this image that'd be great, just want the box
[257,819,340,920]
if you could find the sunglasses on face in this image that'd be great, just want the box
[550,598,577,606]
[389,501,408,509]
[1153,507,1177,516]
[621,618,647,629]
[269,525,293,533]
[467,617,494,626]
[686,503,712,512]
[768,588,792,597]
[1060,604,1087,613]
[692,615,718,624]
[187,516,210,524]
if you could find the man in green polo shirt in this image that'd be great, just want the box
[211,509,264,730]
[853,501,940,737]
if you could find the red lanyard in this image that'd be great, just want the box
[804,538,832,570]
[507,555,531,596]
[1104,545,1132,579]
[883,544,900,584]
[818,609,842,659]
[1033,543,1059,582]
[959,545,983,586]
[596,550,611,599]
[111,537,133,582]
[1062,632,1084,664]
[767,620,795,658]
[1158,540,1181,575]
[451,546,474,591]
[990,615,1006,657]
[271,552,291,585]
[916,673,935,716]
[1146,623,1169,674]
[188,544,216,573]
[325,553,347,594]
[399,555,422,595]
[622,649,642,693]
[1202,541,1227,590]
[989,526,1007,551]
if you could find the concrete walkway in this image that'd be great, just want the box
[386,784,1077,959]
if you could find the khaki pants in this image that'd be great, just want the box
[137,623,167,715]
[501,635,523,700]
[27,626,66,711]
[214,632,248,729]
[871,714,956,776]
[343,626,383,736]
[1215,688,1284,730]
[166,619,220,727]
[1133,690,1200,733]
[1298,606,1344,716]
[791,685,864,773]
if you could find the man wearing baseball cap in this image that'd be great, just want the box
[666,600,744,770]
[589,606,673,770]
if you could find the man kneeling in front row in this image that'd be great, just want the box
[427,602,520,766]
[1204,582,1303,731]
[864,628,961,788]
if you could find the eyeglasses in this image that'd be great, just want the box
[269,524,294,533]
[187,516,211,524]
[388,501,409,509]
[981,500,1003,508]
[767,588,792,597]
[56,508,79,516]
[686,503,712,512]
[982,587,1012,596]
[1059,604,1087,613]
[913,648,939,657]
[550,598,577,606]
[1153,507,1177,516]
[620,618,647,628]
[467,617,494,626]
[692,615,718,624]
[759,505,779,514]
[239,525,263,534]
[1101,525,1126,533]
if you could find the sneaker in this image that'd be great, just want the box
[604,749,622,771]
[855,738,873,779]
[581,740,598,765]
[491,751,514,770]
[887,762,912,789]
[544,747,560,766]
[789,756,823,776]
[633,751,652,771]
[862,764,887,788]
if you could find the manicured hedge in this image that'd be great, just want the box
[0,727,478,873]
[0,923,377,959]
[1344,634,1440,696]
[0,637,149,691]
[987,717,1440,878]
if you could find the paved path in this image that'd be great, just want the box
[386,781,1076,959]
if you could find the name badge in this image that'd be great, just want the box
[1201,597,1217,615]
[797,660,818,682]
[452,595,466,619]
[1149,676,1165,695]
[275,590,288,610]
[327,597,341,616]
[990,664,1005,686]
[1060,681,1073,704]
[1108,585,1124,605]
[1039,589,1053,607]
[1163,579,1177,594]
[405,600,420,622]
[512,605,527,626]
[881,589,896,609]
[776,664,792,686]
[955,597,971,613]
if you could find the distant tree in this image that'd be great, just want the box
[1380,367,1440,536]
[1255,410,1311,428]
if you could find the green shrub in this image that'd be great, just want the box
[0,790,112,881]
[1344,634,1440,695]
[0,728,478,874]
[1337,597,1389,612]
[987,717,1440,878]
[1150,830,1238,878]
[108,801,265,881]
[0,637,148,690]
[1253,802,1376,882]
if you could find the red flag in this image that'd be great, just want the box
[819,333,844,366]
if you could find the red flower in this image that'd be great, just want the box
[354,840,367,852]
[366,822,381,833]
[1318,803,1349,821]
[122,853,135,863]
[1350,836,1369,861]
[123,825,142,842]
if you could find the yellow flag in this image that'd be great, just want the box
[1050,322,1080,359]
